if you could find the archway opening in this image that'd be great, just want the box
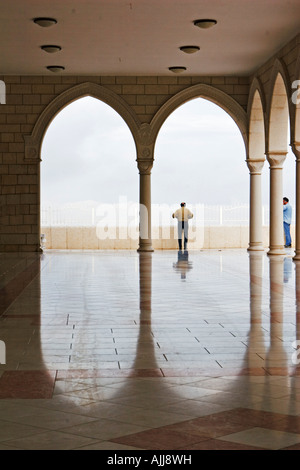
[152,97,247,250]
[266,72,294,255]
[248,88,266,251]
[41,96,137,250]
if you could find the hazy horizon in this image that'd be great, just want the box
[41,96,295,210]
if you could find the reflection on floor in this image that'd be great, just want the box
[0,248,300,450]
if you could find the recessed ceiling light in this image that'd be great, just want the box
[168,66,187,74]
[193,19,217,29]
[179,46,200,54]
[33,17,57,27]
[46,66,65,73]
[41,45,61,53]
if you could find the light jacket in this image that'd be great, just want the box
[172,207,193,222]
[283,203,292,224]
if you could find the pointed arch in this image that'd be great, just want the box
[248,77,266,160]
[293,52,300,144]
[24,82,141,162]
[267,59,291,152]
[150,83,248,153]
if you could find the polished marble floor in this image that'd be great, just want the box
[0,248,300,450]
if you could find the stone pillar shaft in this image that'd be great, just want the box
[137,160,154,252]
[292,144,300,260]
[267,152,287,256]
[247,159,265,251]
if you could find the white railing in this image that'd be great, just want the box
[40,203,292,228]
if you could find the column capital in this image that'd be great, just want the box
[266,151,287,169]
[23,135,41,163]
[137,158,154,175]
[246,159,265,174]
[291,142,300,159]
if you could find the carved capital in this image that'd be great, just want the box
[266,151,287,169]
[291,142,300,160]
[24,140,41,163]
[23,135,41,163]
[136,124,155,171]
[246,159,265,174]
[137,159,154,175]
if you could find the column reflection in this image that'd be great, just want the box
[130,252,160,372]
[295,261,300,344]
[246,252,266,370]
[266,256,287,372]
[232,252,267,409]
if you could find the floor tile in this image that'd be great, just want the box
[220,427,300,450]
[0,419,43,442]
[111,428,207,450]
[0,371,56,399]
[5,431,98,450]
[60,419,149,440]
[0,249,300,449]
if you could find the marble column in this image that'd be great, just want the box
[267,152,287,256]
[137,160,154,252]
[292,143,300,260]
[247,159,265,251]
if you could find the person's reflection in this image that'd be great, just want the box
[284,256,292,283]
[173,250,193,280]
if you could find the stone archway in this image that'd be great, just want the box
[23,82,142,251]
[24,82,141,163]
[148,83,248,251]
[266,59,291,255]
[294,53,300,145]
[247,77,266,251]
[292,52,300,259]
[151,83,248,152]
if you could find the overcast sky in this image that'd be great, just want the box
[41,96,295,209]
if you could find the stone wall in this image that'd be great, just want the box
[41,226,295,251]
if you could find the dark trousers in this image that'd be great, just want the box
[178,221,189,250]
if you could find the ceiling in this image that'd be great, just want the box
[0,0,299,76]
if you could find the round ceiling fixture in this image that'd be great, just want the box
[46,65,65,73]
[33,17,57,27]
[168,66,187,74]
[179,46,200,54]
[193,19,217,29]
[41,45,61,53]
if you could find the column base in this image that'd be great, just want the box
[293,250,300,261]
[247,244,265,252]
[137,241,154,252]
[267,246,286,256]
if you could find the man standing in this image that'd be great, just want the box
[283,197,292,248]
[172,202,193,251]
